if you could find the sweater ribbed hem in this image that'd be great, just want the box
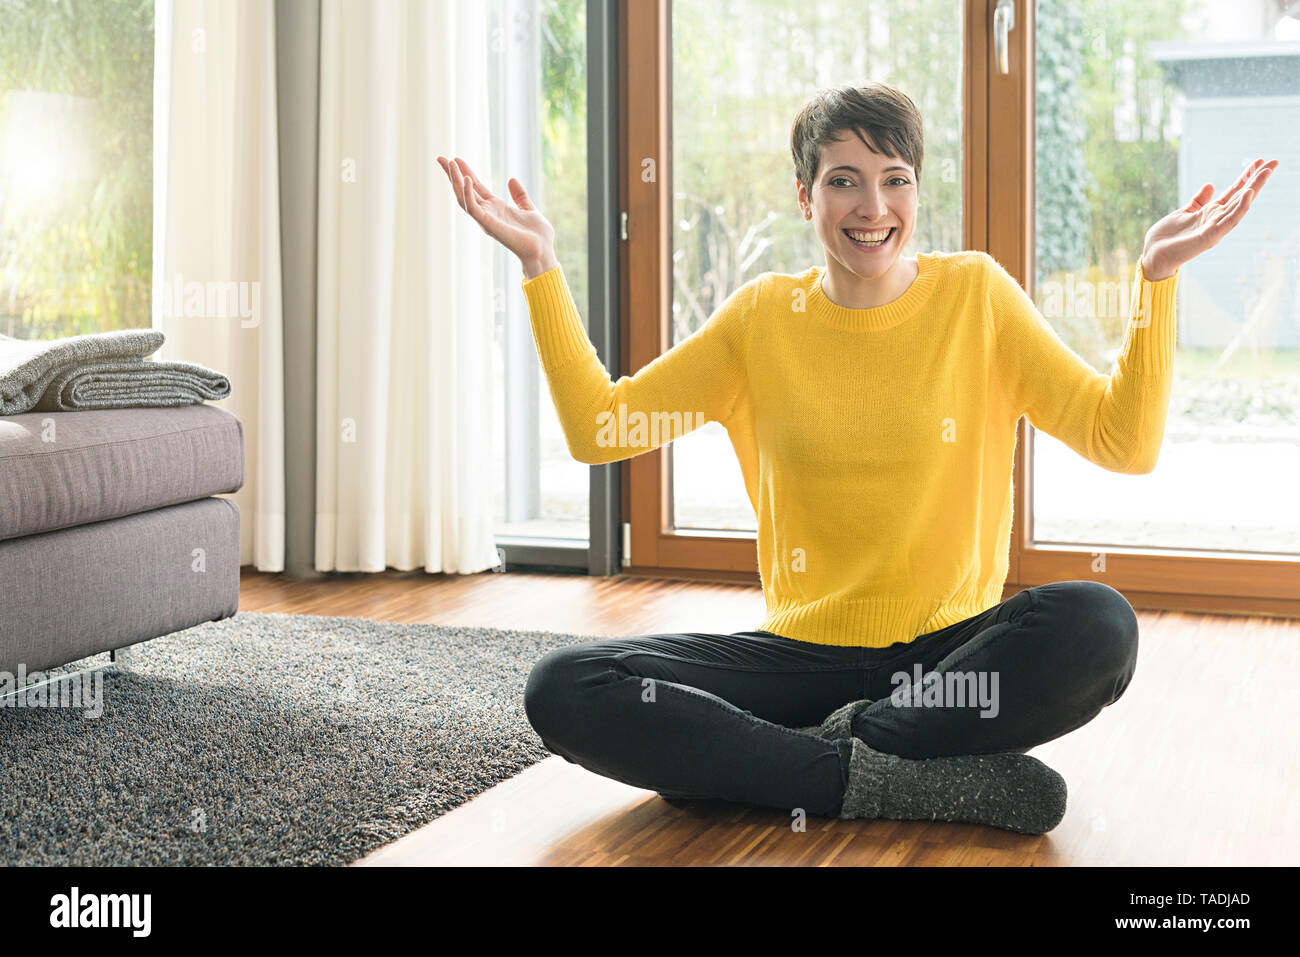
[519,264,596,374]
[757,582,1006,648]
[1124,259,1179,374]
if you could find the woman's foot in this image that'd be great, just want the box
[838,737,1067,835]
[799,697,1035,753]
[797,697,874,739]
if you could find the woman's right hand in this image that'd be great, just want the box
[437,155,558,276]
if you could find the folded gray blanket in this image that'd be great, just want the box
[0,330,231,415]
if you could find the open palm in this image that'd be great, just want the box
[437,155,555,265]
[1141,158,1279,281]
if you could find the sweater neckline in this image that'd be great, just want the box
[807,252,939,332]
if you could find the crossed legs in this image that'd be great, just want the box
[523,580,1138,820]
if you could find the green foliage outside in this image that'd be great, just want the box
[1037,0,1188,370]
[0,0,154,338]
[539,0,589,325]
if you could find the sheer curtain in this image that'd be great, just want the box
[155,0,501,576]
[314,0,500,573]
[153,0,286,571]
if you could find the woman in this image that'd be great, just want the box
[438,83,1276,835]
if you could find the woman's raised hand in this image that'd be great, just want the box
[438,155,558,277]
[1139,158,1279,281]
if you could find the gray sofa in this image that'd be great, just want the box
[0,405,244,676]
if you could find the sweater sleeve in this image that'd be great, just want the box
[519,264,751,466]
[985,252,1180,474]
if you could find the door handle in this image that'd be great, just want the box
[994,0,1016,75]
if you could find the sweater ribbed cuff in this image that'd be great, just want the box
[520,264,595,375]
[1124,259,1179,374]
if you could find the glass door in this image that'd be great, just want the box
[1030,0,1300,554]
[488,0,591,544]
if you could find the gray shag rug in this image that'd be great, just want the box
[0,612,581,866]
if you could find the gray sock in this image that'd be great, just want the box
[798,698,1034,754]
[838,736,1067,834]
[796,698,874,740]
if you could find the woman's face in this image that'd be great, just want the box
[796,131,918,280]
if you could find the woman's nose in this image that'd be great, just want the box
[857,192,889,221]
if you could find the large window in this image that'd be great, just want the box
[0,0,154,339]
[488,0,591,542]
[1031,0,1300,554]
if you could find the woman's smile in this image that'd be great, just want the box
[843,226,896,250]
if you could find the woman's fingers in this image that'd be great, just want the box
[442,155,512,236]
[441,155,511,244]
[439,156,469,212]
[1226,162,1275,224]
[455,158,498,205]
[1201,159,1275,238]
[1214,185,1248,218]
[440,156,477,212]
[509,177,535,211]
[1185,182,1215,211]
[442,155,534,219]
[1210,159,1262,208]
[1213,158,1278,208]
[1251,160,1279,192]
[1224,190,1253,231]
[1183,157,1277,217]
[445,159,484,220]
[1210,184,1253,235]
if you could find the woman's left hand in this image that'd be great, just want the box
[1139,158,1279,281]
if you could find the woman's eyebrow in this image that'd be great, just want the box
[826,164,912,174]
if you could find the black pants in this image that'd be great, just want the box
[523,580,1139,817]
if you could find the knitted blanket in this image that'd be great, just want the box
[0,330,230,414]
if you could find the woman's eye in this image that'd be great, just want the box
[831,176,910,187]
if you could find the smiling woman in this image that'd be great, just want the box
[439,8,1219,832]
[792,83,925,311]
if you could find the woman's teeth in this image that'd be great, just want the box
[845,228,893,247]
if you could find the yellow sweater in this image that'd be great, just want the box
[519,250,1179,648]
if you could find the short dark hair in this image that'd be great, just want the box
[789,83,925,199]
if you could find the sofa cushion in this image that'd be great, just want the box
[0,404,244,541]
[0,496,240,673]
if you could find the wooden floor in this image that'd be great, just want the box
[237,567,1299,866]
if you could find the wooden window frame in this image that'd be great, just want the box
[617,0,1300,617]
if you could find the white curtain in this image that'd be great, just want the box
[153,0,286,571]
[155,0,501,576]
[315,0,500,573]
